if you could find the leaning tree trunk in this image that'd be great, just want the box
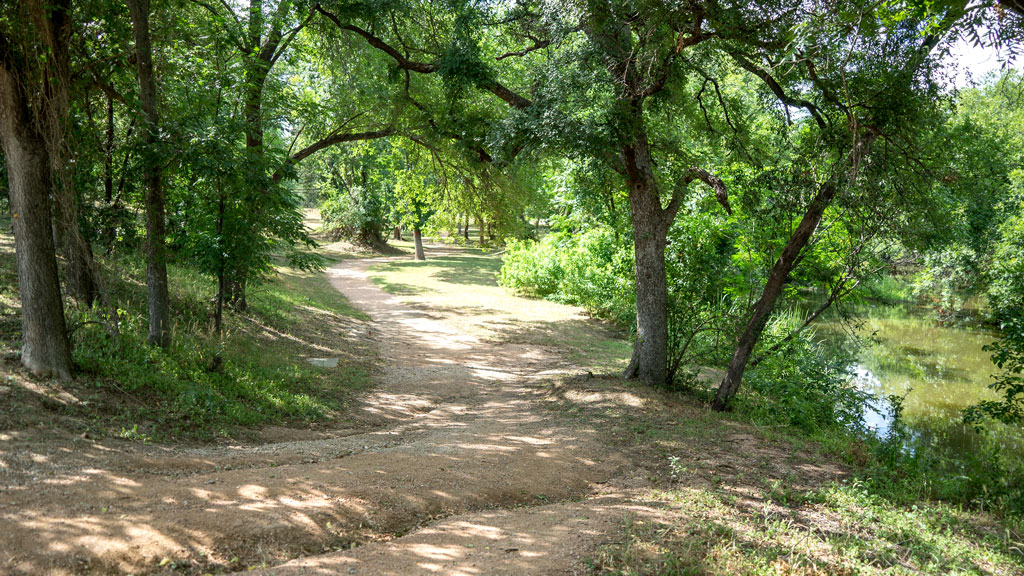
[413,228,426,260]
[127,0,171,347]
[0,79,73,379]
[712,182,839,411]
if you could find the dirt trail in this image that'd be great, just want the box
[0,254,643,575]
[242,256,640,575]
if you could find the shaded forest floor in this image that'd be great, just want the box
[0,222,1022,575]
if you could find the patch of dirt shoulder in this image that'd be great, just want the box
[544,374,849,493]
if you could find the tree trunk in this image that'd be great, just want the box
[413,228,426,260]
[393,225,403,241]
[127,0,171,347]
[477,215,485,246]
[101,94,117,247]
[103,94,114,203]
[463,214,470,241]
[214,186,226,337]
[226,63,266,312]
[712,182,838,411]
[230,0,280,311]
[53,182,99,306]
[0,75,73,379]
[621,136,671,388]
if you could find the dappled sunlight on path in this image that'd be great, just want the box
[0,247,633,575]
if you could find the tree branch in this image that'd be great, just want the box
[728,51,828,131]
[272,128,395,183]
[315,3,533,110]
[315,5,437,73]
[496,38,550,60]
[665,167,731,223]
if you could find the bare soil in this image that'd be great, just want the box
[0,249,846,576]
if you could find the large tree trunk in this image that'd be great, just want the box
[0,75,73,379]
[712,182,838,411]
[127,0,171,347]
[620,135,671,388]
[413,228,426,260]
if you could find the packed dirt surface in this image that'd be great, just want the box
[0,248,845,575]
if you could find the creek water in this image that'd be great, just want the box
[819,305,1022,456]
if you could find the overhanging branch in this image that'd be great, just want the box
[272,127,395,183]
[314,4,533,110]
[729,51,828,131]
[665,167,731,223]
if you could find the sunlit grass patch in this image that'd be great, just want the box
[541,370,1024,575]
[591,479,1024,576]
[366,248,631,373]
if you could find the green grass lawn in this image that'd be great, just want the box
[367,247,632,373]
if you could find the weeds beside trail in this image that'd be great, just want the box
[0,222,375,440]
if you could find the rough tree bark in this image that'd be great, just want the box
[0,131,73,379]
[0,4,74,379]
[617,103,732,389]
[620,135,671,387]
[413,228,426,260]
[126,0,171,347]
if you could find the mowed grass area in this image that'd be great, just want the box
[369,244,1024,575]
[0,220,374,441]
[367,245,632,373]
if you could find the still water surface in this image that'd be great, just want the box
[820,305,1022,455]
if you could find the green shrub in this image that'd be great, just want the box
[498,237,565,298]
[736,324,866,435]
[499,227,634,326]
[913,244,982,318]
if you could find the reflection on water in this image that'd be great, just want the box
[820,305,1022,456]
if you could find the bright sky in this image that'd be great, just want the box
[946,34,1022,88]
